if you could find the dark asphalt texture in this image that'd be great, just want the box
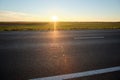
[0,30,120,80]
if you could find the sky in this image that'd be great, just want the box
[0,0,120,22]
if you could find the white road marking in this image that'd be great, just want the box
[30,66,120,80]
[74,36,104,39]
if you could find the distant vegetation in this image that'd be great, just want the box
[0,22,120,31]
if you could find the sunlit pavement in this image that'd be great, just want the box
[0,30,120,80]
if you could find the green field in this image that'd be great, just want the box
[0,22,120,31]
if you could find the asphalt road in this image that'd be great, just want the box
[0,30,120,80]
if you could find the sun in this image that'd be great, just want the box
[51,16,58,22]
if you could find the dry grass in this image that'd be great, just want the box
[0,22,120,31]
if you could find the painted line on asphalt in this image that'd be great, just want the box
[30,66,120,80]
[74,36,104,39]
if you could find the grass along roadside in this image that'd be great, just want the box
[0,22,120,31]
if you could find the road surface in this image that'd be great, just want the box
[0,30,120,80]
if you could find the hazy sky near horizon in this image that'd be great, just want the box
[0,0,120,22]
